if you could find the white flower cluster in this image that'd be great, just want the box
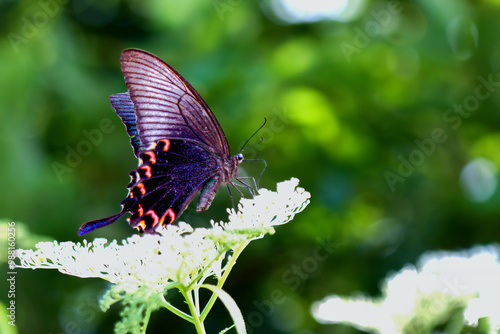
[311,244,500,334]
[16,178,310,289]
[210,178,311,241]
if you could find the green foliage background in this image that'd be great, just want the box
[1,0,500,333]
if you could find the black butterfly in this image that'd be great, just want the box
[79,49,245,235]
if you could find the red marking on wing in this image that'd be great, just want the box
[137,220,146,232]
[146,210,160,227]
[144,151,156,164]
[137,183,146,195]
[159,139,170,151]
[141,165,152,178]
[160,208,176,226]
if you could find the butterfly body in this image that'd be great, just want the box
[78,49,242,235]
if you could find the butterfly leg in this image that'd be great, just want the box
[234,177,257,197]
[226,184,236,210]
[240,158,267,189]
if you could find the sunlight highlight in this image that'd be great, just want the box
[268,0,364,23]
[460,158,498,202]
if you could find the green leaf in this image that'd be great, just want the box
[199,284,247,334]
[219,324,235,334]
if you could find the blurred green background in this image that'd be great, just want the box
[1,0,500,333]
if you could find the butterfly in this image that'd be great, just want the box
[79,49,245,235]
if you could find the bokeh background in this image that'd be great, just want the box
[1,0,500,333]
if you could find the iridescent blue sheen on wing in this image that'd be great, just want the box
[78,213,122,236]
[110,92,145,156]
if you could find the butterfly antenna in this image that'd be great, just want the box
[241,137,264,153]
[235,118,267,194]
[239,118,267,153]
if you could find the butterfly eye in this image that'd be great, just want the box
[237,153,244,162]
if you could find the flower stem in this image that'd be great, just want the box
[200,241,250,322]
[183,288,206,334]
[141,307,152,334]
[160,294,194,323]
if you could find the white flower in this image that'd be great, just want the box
[311,244,500,334]
[16,178,310,285]
[16,178,310,334]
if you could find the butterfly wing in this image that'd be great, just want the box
[110,92,145,156]
[125,139,220,233]
[79,138,220,235]
[79,49,238,236]
[120,49,230,158]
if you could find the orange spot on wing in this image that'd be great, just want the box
[137,220,146,232]
[159,139,170,151]
[144,151,156,164]
[160,208,176,226]
[137,183,146,195]
[138,204,144,217]
[141,165,152,178]
[147,210,160,227]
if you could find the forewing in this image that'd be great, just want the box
[120,49,230,157]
